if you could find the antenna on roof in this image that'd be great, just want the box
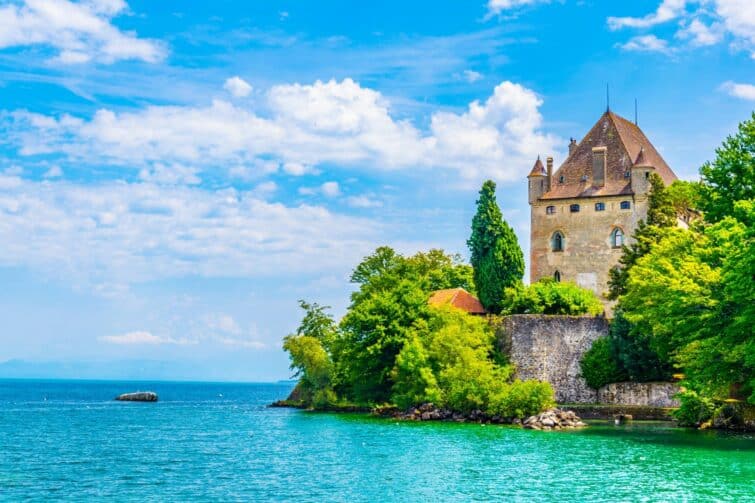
[606,83,610,112]
[634,98,638,126]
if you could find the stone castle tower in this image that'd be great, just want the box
[528,110,677,307]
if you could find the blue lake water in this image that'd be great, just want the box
[1,379,753,501]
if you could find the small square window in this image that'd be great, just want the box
[620,201,631,210]
[570,204,580,213]
[624,171,631,179]
[559,175,565,184]
[595,202,605,211]
[546,206,556,215]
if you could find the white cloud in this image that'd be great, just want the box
[608,0,687,30]
[99,330,190,345]
[618,34,672,53]
[487,0,550,15]
[223,76,253,98]
[346,195,383,208]
[677,19,723,46]
[321,181,340,197]
[720,81,755,100]
[43,165,63,178]
[462,70,483,83]
[0,0,165,64]
[138,163,201,185]
[0,177,380,287]
[608,0,755,58]
[6,78,560,183]
[204,313,242,335]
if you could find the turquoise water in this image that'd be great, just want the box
[1,380,753,501]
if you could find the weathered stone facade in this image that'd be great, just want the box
[597,381,680,408]
[494,314,679,407]
[527,111,677,308]
[494,315,608,403]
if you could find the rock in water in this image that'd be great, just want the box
[115,391,158,402]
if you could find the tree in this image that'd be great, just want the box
[699,112,755,223]
[579,337,628,389]
[336,247,474,403]
[282,301,339,407]
[607,173,675,300]
[500,279,604,316]
[608,310,671,382]
[467,180,524,312]
[666,180,703,224]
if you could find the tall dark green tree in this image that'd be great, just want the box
[467,180,524,312]
[699,112,754,223]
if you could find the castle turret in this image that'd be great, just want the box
[631,146,655,196]
[527,156,546,204]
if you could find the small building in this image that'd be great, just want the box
[428,288,487,315]
[527,110,677,310]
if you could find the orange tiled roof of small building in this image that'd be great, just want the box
[539,111,677,200]
[428,288,486,314]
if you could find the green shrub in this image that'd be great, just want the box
[673,389,716,427]
[488,379,555,418]
[580,337,628,389]
[500,279,604,316]
[608,310,672,382]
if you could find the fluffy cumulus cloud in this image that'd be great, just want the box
[608,0,755,58]
[0,175,379,288]
[223,76,253,97]
[720,81,755,100]
[0,0,165,64]
[6,78,559,183]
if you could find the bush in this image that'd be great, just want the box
[673,389,716,427]
[500,279,604,316]
[580,337,628,389]
[488,379,555,418]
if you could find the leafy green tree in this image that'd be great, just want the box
[666,180,703,223]
[500,279,604,316]
[608,173,676,300]
[467,180,524,312]
[622,206,754,402]
[579,337,628,389]
[336,247,474,403]
[391,334,442,409]
[283,301,338,406]
[699,112,754,223]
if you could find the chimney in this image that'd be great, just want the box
[569,138,577,156]
[546,156,553,191]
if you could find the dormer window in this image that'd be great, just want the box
[620,201,631,210]
[559,175,565,183]
[546,205,556,215]
[570,204,580,213]
[624,171,631,178]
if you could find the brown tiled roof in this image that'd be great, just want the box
[428,288,486,314]
[528,157,545,177]
[539,111,677,200]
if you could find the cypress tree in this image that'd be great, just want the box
[467,180,524,312]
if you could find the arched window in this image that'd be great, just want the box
[546,205,556,215]
[611,228,624,248]
[554,270,561,282]
[552,231,564,252]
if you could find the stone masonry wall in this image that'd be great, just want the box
[495,315,608,403]
[597,382,680,407]
[494,315,680,406]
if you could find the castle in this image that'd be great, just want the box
[527,110,677,309]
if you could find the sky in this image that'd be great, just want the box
[0,0,752,381]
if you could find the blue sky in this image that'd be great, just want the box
[0,0,752,381]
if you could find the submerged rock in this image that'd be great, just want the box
[115,391,158,402]
[523,408,586,430]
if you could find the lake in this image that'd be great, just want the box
[1,380,753,501]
